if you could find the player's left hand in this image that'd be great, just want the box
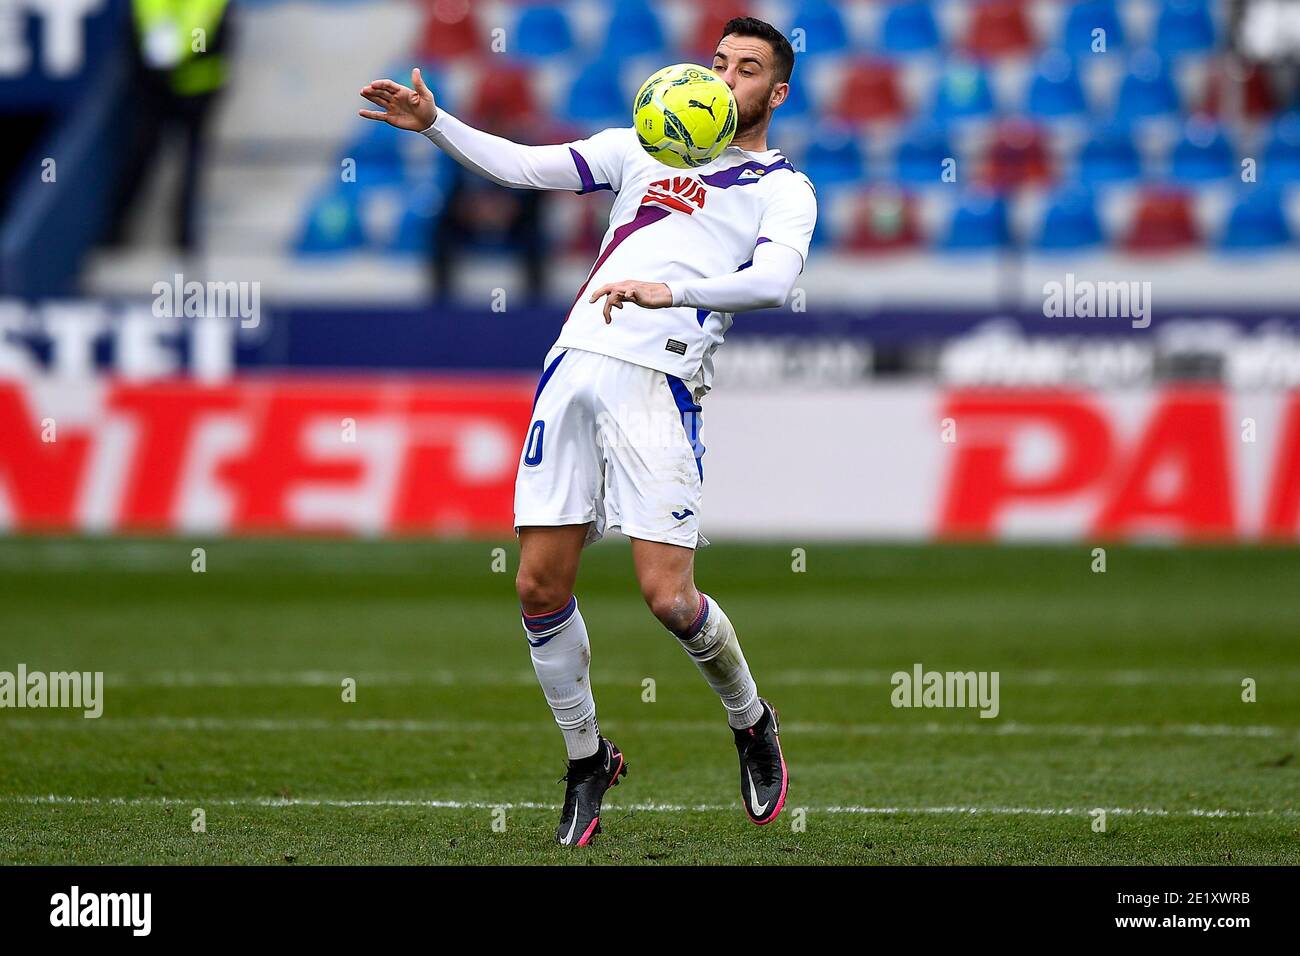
[589,281,672,324]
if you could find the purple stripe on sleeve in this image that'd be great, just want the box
[568,147,611,194]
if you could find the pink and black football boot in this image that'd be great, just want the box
[733,698,788,825]
[555,736,627,846]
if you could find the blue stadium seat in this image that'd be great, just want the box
[346,120,402,164]
[388,180,444,254]
[1219,188,1291,249]
[343,120,409,186]
[1169,120,1235,181]
[1077,124,1142,183]
[1112,51,1180,124]
[931,62,995,121]
[1059,0,1124,55]
[802,128,866,188]
[808,189,843,249]
[1025,49,1088,118]
[879,1,941,54]
[1036,186,1104,250]
[939,192,1010,250]
[1153,0,1217,56]
[514,4,574,59]
[1262,112,1300,182]
[776,67,812,119]
[296,186,366,254]
[564,58,628,126]
[789,0,850,55]
[893,122,953,183]
[599,0,666,59]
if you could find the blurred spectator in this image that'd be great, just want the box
[107,0,233,251]
[433,95,569,302]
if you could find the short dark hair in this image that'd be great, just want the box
[718,17,794,86]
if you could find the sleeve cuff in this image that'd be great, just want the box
[420,109,450,140]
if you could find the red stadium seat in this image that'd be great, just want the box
[963,0,1036,59]
[468,65,539,126]
[1122,189,1200,253]
[845,189,922,252]
[980,120,1053,190]
[688,0,751,60]
[418,0,482,60]
[833,60,908,123]
[1199,62,1279,121]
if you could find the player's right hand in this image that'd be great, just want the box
[359,68,437,132]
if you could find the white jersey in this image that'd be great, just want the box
[556,128,817,393]
[419,110,815,548]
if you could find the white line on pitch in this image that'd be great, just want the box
[96,668,1299,688]
[7,795,1298,819]
[4,716,1296,738]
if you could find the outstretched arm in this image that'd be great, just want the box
[589,242,804,323]
[421,110,583,191]
[359,68,583,191]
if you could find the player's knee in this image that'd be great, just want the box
[644,584,696,633]
[515,568,570,617]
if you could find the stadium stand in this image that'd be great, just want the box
[16,0,1291,309]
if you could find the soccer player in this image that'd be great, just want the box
[360,17,816,846]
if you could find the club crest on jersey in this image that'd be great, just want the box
[640,176,706,215]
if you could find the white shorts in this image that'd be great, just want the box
[514,346,708,549]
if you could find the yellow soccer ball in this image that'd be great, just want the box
[633,63,738,169]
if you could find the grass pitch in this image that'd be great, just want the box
[1,537,1297,865]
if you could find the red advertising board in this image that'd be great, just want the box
[0,377,532,535]
[3,378,1299,541]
